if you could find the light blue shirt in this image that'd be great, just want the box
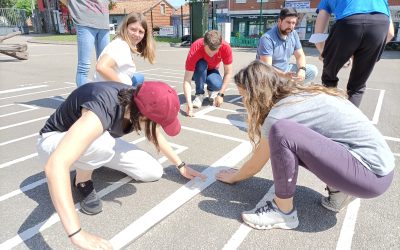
[317,0,390,20]
[256,25,302,72]
[262,93,395,176]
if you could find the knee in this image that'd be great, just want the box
[195,59,208,72]
[138,164,163,182]
[305,64,318,82]
[269,119,295,141]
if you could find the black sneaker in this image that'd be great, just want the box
[73,176,103,215]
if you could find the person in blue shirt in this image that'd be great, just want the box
[257,8,318,84]
[314,0,395,107]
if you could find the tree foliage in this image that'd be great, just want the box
[0,0,16,8]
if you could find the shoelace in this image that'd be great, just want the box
[255,201,276,215]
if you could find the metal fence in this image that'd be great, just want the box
[0,8,28,35]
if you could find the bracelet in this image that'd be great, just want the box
[68,228,82,238]
[176,162,186,170]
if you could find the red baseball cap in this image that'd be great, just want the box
[133,81,181,136]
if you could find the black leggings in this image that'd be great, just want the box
[321,13,389,107]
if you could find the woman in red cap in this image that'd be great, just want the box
[37,81,205,249]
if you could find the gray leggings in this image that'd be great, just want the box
[268,119,393,199]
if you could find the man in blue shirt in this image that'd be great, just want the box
[257,8,318,83]
[314,0,394,107]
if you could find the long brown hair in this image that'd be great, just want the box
[116,12,156,64]
[118,86,159,150]
[234,60,347,147]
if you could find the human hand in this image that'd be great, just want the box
[178,165,207,180]
[214,96,223,107]
[70,229,113,250]
[215,168,238,184]
[186,104,194,117]
[293,69,305,82]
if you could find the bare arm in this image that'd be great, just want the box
[45,109,113,249]
[96,54,122,83]
[293,48,307,81]
[214,63,233,107]
[259,55,297,79]
[314,9,330,54]
[387,19,395,43]
[216,138,270,184]
[156,127,206,180]
[183,70,194,116]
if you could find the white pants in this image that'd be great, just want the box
[36,131,163,182]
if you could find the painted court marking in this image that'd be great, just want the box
[110,141,252,249]
[0,85,48,95]
[0,140,186,249]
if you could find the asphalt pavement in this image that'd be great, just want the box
[0,34,399,250]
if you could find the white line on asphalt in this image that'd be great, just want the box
[0,140,186,249]
[383,136,400,142]
[393,153,400,157]
[0,116,49,130]
[0,153,37,169]
[227,96,242,103]
[0,133,38,146]
[0,137,146,202]
[0,178,47,202]
[0,85,48,94]
[181,126,247,143]
[145,77,182,84]
[30,53,75,57]
[0,104,13,108]
[371,89,385,125]
[222,185,275,250]
[336,199,361,250]
[137,68,161,73]
[110,141,252,249]
[144,72,182,79]
[0,104,38,118]
[0,86,74,100]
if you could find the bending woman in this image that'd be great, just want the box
[37,81,205,249]
[216,61,394,230]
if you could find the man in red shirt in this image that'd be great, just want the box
[183,30,233,116]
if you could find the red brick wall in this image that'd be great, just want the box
[144,1,174,29]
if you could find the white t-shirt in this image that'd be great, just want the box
[93,38,136,85]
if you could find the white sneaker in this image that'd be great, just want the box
[242,200,299,230]
[208,90,218,103]
[321,186,355,212]
[192,94,204,108]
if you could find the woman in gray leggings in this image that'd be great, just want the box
[216,61,394,230]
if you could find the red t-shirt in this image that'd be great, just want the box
[185,38,233,71]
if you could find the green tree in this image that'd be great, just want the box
[15,0,34,17]
[0,0,16,8]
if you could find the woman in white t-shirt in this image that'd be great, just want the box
[94,12,155,86]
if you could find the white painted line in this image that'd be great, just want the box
[393,153,400,157]
[0,104,38,118]
[383,136,400,142]
[336,198,361,250]
[0,104,13,108]
[0,153,37,169]
[371,89,385,125]
[196,114,247,128]
[223,184,275,250]
[30,53,75,57]
[137,68,161,73]
[0,133,38,146]
[145,77,181,84]
[0,86,74,100]
[228,96,242,103]
[64,81,76,85]
[0,85,48,94]
[0,116,49,130]
[110,141,252,249]
[0,178,47,202]
[0,142,185,249]
[182,126,246,143]
[0,137,147,202]
[144,72,182,79]
[49,96,65,102]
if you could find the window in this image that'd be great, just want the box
[235,0,246,3]
[160,4,166,15]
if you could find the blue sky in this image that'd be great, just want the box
[167,0,186,8]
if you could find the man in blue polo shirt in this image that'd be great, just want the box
[257,8,318,83]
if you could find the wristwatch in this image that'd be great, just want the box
[217,92,224,97]
[298,66,306,72]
